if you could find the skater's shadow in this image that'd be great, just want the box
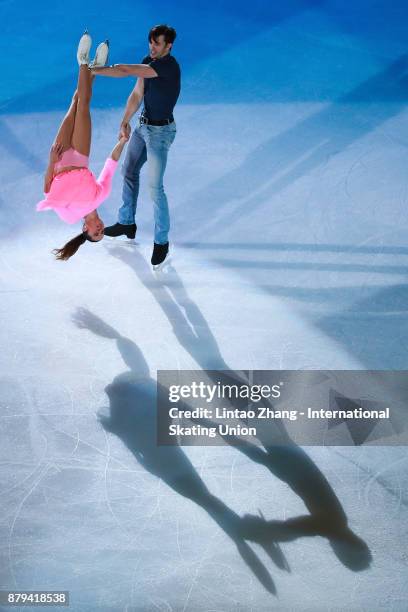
[72,306,287,595]
[107,245,372,571]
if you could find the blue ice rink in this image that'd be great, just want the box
[1,1,408,610]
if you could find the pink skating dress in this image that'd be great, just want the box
[37,151,118,224]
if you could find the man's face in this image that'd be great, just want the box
[149,35,172,59]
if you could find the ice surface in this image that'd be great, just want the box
[1,1,408,610]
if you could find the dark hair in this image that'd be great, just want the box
[52,232,96,261]
[148,24,176,45]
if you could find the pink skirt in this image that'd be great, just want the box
[36,157,118,224]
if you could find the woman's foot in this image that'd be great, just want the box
[89,40,109,68]
[77,30,92,66]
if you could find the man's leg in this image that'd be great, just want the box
[117,127,147,225]
[143,124,176,244]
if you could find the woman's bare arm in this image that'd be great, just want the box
[44,143,63,192]
[110,135,129,162]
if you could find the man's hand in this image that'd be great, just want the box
[49,142,63,164]
[119,122,131,140]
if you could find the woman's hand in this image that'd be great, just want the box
[49,142,64,163]
[119,121,131,140]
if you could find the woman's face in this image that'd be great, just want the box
[83,217,105,241]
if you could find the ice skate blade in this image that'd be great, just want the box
[152,255,171,272]
[105,235,137,245]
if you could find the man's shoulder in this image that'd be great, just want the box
[142,54,180,70]
[145,54,180,82]
[159,54,181,76]
[167,54,180,69]
[156,54,180,68]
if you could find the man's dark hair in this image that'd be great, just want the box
[148,24,177,46]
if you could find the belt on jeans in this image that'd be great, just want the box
[139,115,174,126]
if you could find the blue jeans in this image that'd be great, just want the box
[118,122,176,244]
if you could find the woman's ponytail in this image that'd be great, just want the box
[52,233,87,261]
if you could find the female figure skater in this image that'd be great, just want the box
[37,32,128,260]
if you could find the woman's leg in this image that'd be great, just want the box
[53,91,78,152]
[71,65,94,156]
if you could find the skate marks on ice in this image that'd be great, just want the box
[177,54,408,239]
[177,238,408,370]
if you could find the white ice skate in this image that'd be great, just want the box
[77,30,92,66]
[89,40,110,68]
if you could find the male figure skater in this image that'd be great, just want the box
[92,24,180,267]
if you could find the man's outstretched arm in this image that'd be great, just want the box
[91,64,158,78]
